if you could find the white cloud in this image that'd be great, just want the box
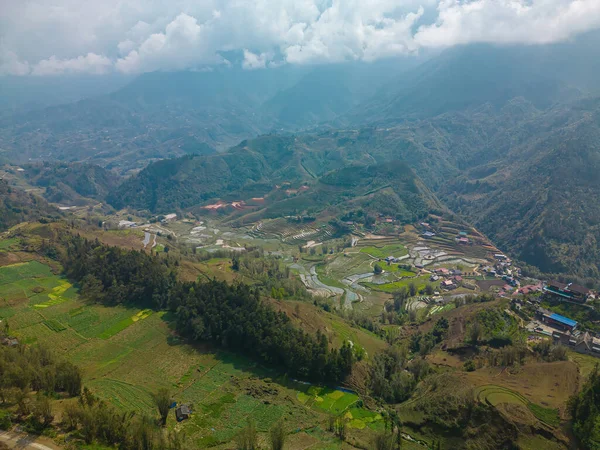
[415,0,600,47]
[1,0,600,76]
[242,50,272,69]
[31,53,113,76]
[0,49,30,76]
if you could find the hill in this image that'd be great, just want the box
[20,162,121,206]
[0,61,414,175]
[0,179,59,230]
[108,134,440,223]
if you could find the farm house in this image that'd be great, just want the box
[176,405,191,422]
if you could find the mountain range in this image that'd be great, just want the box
[3,32,600,279]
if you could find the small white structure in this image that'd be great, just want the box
[118,220,137,229]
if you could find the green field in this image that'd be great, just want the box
[0,238,20,251]
[0,261,54,285]
[0,259,389,448]
[363,275,435,293]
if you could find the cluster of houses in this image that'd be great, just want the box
[481,254,522,289]
[430,267,464,290]
[533,308,600,357]
[542,281,594,303]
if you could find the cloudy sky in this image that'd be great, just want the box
[1,0,600,76]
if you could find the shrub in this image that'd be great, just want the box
[464,359,476,372]
[0,410,12,430]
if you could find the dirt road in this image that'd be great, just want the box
[0,431,60,450]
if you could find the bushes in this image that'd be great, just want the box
[464,359,476,372]
[532,340,568,362]
[0,411,11,430]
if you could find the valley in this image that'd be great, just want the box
[1,23,600,450]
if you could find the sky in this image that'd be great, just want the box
[1,0,600,76]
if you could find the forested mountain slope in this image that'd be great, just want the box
[0,61,413,175]
[20,162,121,205]
[0,179,59,230]
[442,96,600,277]
[108,134,440,223]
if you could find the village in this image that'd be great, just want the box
[59,210,600,364]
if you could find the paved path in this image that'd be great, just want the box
[0,431,60,450]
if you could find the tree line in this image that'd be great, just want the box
[59,234,353,383]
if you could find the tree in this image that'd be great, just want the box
[236,419,258,450]
[374,263,383,275]
[373,432,394,450]
[469,321,482,345]
[269,420,286,450]
[392,288,408,311]
[463,359,476,372]
[80,274,104,303]
[32,393,53,427]
[153,388,171,426]
[335,416,347,441]
[425,284,434,295]
[408,282,417,297]
[56,361,82,396]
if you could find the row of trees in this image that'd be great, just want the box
[60,234,353,383]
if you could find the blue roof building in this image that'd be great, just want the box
[548,313,578,330]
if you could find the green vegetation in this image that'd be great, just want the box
[62,233,353,384]
[363,275,433,293]
[0,179,59,231]
[569,364,600,449]
[22,162,120,205]
[315,264,347,290]
[97,309,153,339]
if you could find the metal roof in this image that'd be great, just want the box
[549,313,577,327]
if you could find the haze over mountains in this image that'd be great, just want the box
[2,30,600,279]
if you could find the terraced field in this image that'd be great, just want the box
[251,218,335,244]
[475,385,560,426]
